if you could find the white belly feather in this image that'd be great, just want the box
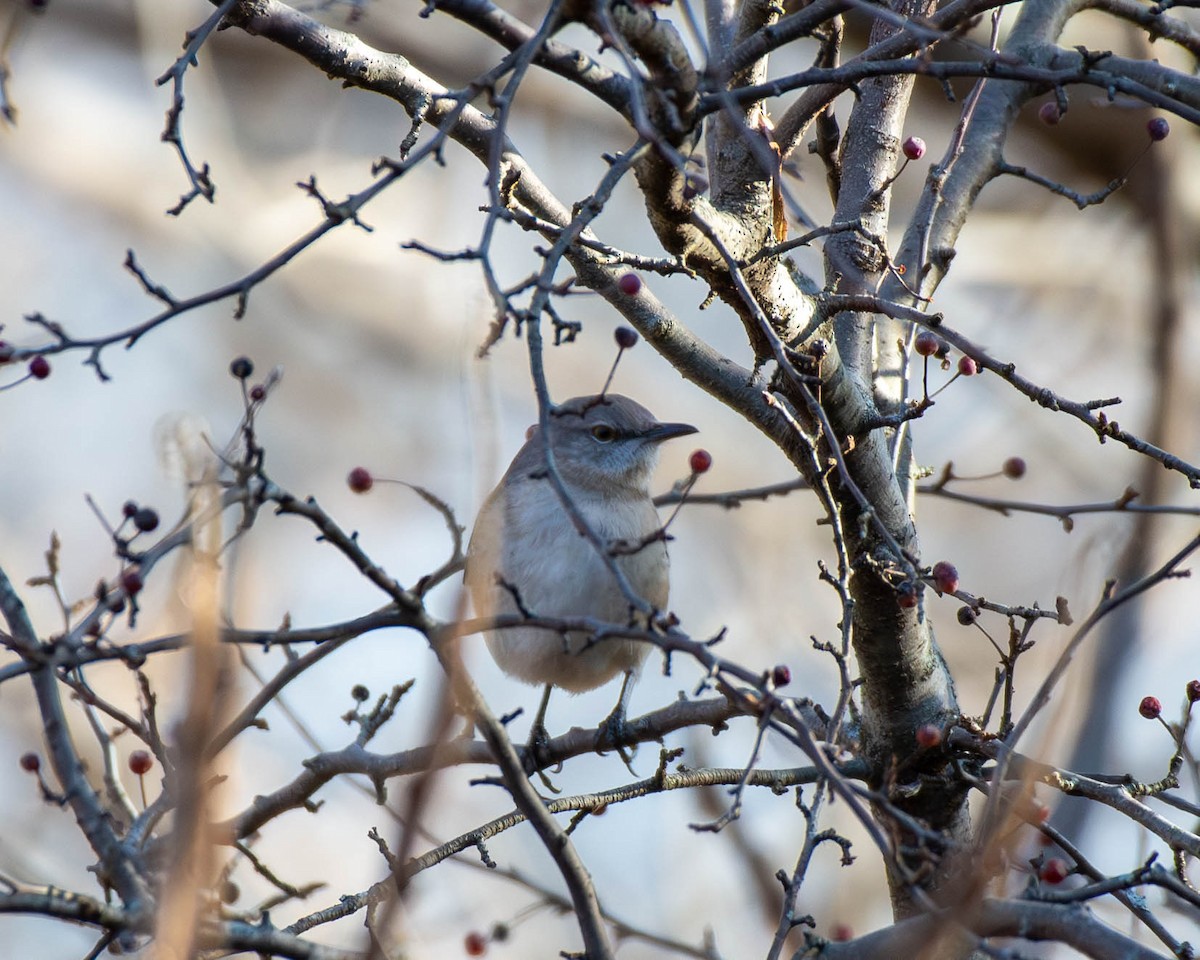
[467,476,664,692]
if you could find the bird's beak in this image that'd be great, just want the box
[646,421,698,443]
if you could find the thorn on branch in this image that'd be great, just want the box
[124,251,178,307]
[401,239,480,262]
[296,176,374,232]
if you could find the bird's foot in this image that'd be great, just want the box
[523,721,563,794]
[597,709,638,776]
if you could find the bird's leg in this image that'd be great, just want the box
[523,684,563,793]
[529,683,553,753]
[598,670,638,774]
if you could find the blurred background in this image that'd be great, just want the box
[1,0,1197,955]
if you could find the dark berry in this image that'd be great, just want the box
[897,582,918,609]
[914,331,941,357]
[133,508,159,533]
[956,606,977,626]
[128,750,153,775]
[1002,456,1027,480]
[1039,858,1069,884]
[771,664,791,687]
[220,880,240,904]
[957,356,977,377]
[1038,102,1062,125]
[122,500,139,518]
[249,384,266,402]
[617,273,642,296]
[915,724,942,748]
[931,560,959,596]
[19,752,40,773]
[121,568,144,596]
[1187,679,1200,703]
[229,356,254,380]
[29,356,50,380]
[614,326,639,350]
[347,467,374,494]
[1147,117,1170,142]
[351,684,370,702]
[1138,695,1162,719]
[902,136,926,161]
[464,931,487,956]
[689,449,712,474]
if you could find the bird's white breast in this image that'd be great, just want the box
[467,475,664,691]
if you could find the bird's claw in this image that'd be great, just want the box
[598,710,638,775]
[523,721,563,793]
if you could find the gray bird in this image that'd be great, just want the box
[466,394,697,755]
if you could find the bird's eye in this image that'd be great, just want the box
[591,425,617,442]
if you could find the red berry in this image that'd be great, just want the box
[121,568,144,596]
[1187,679,1200,703]
[914,331,941,357]
[133,507,159,533]
[347,467,374,494]
[617,273,642,296]
[464,931,487,956]
[915,724,941,748]
[19,752,40,773]
[957,356,977,377]
[29,356,50,380]
[931,560,959,595]
[128,750,153,775]
[689,449,712,474]
[830,924,853,942]
[250,384,266,402]
[1147,117,1170,142]
[1002,456,1027,480]
[902,136,926,161]
[771,664,791,687]
[1038,102,1062,125]
[897,582,918,609]
[1138,696,1162,719]
[1039,858,1069,884]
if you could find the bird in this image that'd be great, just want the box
[466,393,697,758]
